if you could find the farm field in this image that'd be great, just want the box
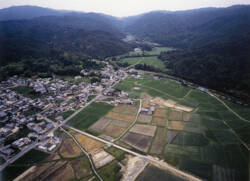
[0,149,50,181]
[127,47,173,56]
[121,56,166,69]
[88,104,139,138]
[68,102,114,131]
[15,131,110,181]
[115,75,250,180]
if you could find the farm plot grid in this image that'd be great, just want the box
[88,104,139,138]
[115,75,250,181]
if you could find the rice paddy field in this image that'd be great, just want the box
[115,75,250,181]
[121,56,166,70]
[68,102,114,131]
[127,47,174,56]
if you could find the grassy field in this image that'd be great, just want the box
[61,110,74,119]
[0,149,49,181]
[115,76,190,100]
[127,47,173,56]
[95,161,122,181]
[121,56,165,69]
[145,47,174,55]
[68,102,114,130]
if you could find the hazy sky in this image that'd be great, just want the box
[0,0,250,17]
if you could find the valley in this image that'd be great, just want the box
[0,4,250,181]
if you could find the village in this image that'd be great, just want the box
[0,62,130,163]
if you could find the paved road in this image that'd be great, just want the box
[64,125,202,181]
[0,92,101,172]
[0,141,37,172]
[0,73,126,172]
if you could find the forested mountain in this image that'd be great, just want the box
[0,8,132,79]
[124,5,250,101]
[1,5,250,100]
[0,6,66,21]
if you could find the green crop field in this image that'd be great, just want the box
[116,75,250,180]
[94,161,122,181]
[115,76,191,100]
[0,149,49,181]
[68,102,114,130]
[121,56,166,69]
[61,110,74,119]
[145,47,174,55]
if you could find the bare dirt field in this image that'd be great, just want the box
[112,104,138,115]
[154,108,168,118]
[167,121,184,131]
[75,133,104,153]
[121,155,148,181]
[152,116,166,126]
[141,93,153,100]
[169,109,183,121]
[110,119,130,128]
[153,97,176,108]
[142,100,151,108]
[174,104,193,112]
[130,124,156,137]
[150,127,167,154]
[138,114,152,123]
[89,117,112,131]
[35,161,67,181]
[104,124,126,138]
[21,163,51,181]
[105,111,135,123]
[182,112,191,122]
[121,132,152,152]
[91,149,115,168]
[166,130,179,144]
[60,138,82,158]
[152,97,193,112]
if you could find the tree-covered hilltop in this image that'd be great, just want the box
[124,5,250,101]
[0,16,132,80]
[158,34,250,101]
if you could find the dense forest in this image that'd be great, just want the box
[1,5,250,100]
[125,5,250,101]
[0,14,132,80]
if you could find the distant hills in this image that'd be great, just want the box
[1,5,250,100]
[0,6,67,21]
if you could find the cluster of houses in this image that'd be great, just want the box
[0,62,128,163]
[38,136,60,152]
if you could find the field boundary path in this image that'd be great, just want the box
[64,125,202,181]
[61,127,103,181]
[208,92,250,123]
[114,99,142,142]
